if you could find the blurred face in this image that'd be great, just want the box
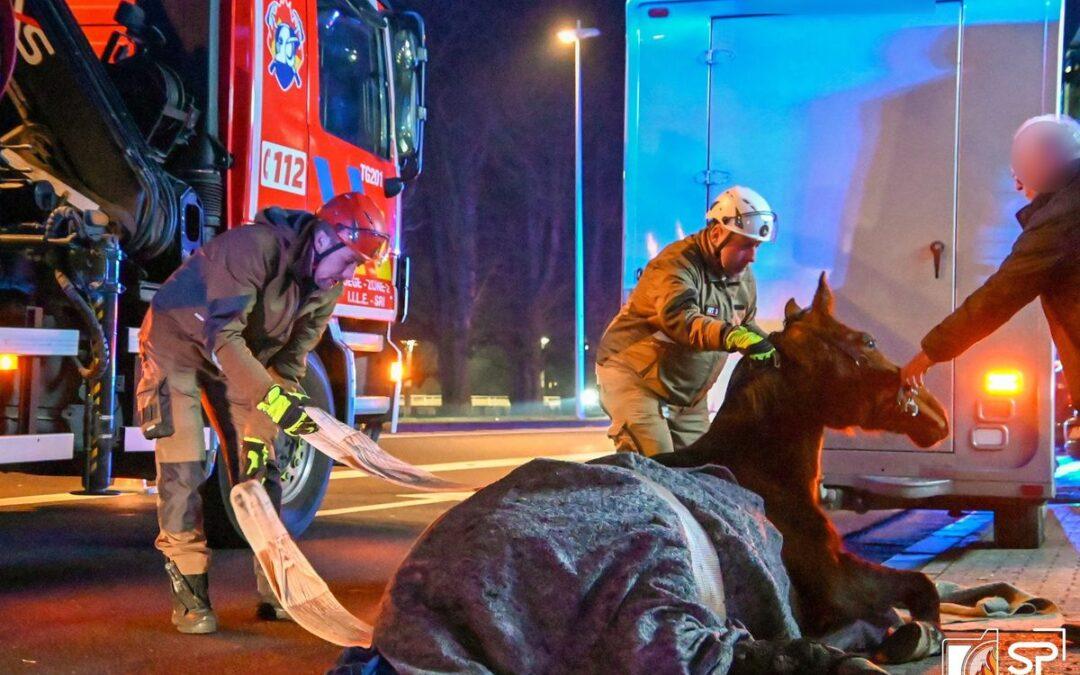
[1011,122,1080,197]
[312,230,361,290]
[714,229,760,276]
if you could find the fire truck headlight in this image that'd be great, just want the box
[985,369,1023,396]
[0,354,18,371]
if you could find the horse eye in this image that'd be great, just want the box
[862,334,876,349]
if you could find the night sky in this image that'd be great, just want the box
[392,1,627,406]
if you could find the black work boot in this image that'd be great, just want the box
[255,559,291,621]
[165,560,218,634]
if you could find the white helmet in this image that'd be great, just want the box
[706,186,777,243]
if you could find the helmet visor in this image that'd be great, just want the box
[337,224,392,263]
[723,210,777,243]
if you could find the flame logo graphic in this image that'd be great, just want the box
[962,640,998,675]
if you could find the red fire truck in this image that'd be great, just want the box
[0,0,425,541]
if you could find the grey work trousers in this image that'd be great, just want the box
[141,341,282,575]
[596,362,710,458]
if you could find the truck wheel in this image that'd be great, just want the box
[203,354,336,548]
[993,502,1045,549]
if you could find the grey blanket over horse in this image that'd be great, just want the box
[370,453,802,674]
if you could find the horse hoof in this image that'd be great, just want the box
[873,621,944,663]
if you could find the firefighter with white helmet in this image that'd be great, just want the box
[706,185,778,243]
[596,185,778,458]
[137,192,390,634]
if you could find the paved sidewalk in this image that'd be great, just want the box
[887,505,1080,674]
[921,505,1080,620]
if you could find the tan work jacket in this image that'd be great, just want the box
[597,230,763,407]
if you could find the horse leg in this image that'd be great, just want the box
[837,552,940,624]
[770,500,871,637]
[777,503,939,638]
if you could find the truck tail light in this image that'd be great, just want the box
[648,8,670,18]
[0,354,18,371]
[1019,484,1044,498]
[390,361,404,383]
[984,369,1022,396]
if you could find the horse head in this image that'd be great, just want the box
[773,273,949,448]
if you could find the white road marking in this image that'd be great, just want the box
[316,492,476,517]
[0,492,115,508]
[0,451,610,511]
[329,451,608,481]
[387,427,606,439]
[318,451,609,518]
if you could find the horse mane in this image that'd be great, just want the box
[716,332,795,427]
[723,356,782,418]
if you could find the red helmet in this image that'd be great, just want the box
[315,192,391,263]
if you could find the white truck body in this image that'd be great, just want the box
[624,0,1063,511]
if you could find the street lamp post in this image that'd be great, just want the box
[403,339,417,413]
[539,336,550,394]
[557,21,600,420]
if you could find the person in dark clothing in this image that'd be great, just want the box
[901,115,1080,447]
[137,192,390,634]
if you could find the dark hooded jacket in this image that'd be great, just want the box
[921,168,1080,405]
[141,207,343,403]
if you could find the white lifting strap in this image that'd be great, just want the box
[634,472,727,618]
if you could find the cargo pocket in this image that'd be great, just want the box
[136,361,175,440]
[607,420,644,455]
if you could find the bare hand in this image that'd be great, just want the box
[899,351,935,389]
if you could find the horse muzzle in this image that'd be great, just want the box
[899,385,949,447]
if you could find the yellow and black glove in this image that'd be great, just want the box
[242,436,271,482]
[724,325,780,366]
[256,384,318,437]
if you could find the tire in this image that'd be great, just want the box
[203,354,336,548]
[993,502,1046,549]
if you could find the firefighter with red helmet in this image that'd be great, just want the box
[136,192,390,634]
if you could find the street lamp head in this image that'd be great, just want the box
[557,26,601,44]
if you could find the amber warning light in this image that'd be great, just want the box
[390,361,404,383]
[984,369,1022,396]
[0,354,18,371]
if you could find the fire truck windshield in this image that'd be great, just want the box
[318,0,390,157]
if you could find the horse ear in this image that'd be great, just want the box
[784,298,802,323]
[811,271,835,315]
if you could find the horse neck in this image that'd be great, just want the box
[703,366,826,489]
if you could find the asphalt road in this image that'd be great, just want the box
[0,428,925,674]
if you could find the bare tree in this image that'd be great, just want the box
[399,5,499,413]
[483,53,575,406]
[397,0,626,413]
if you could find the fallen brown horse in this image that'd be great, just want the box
[657,273,949,641]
